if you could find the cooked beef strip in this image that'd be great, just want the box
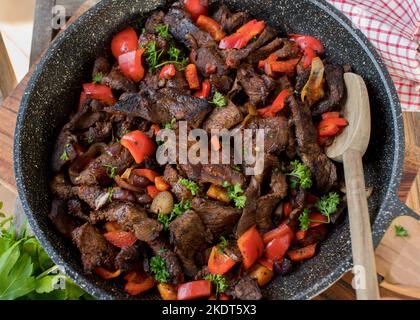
[92,57,111,78]
[67,198,89,221]
[180,163,246,187]
[80,121,112,145]
[50,174,76,199]
[236,177,260,237]
[233,276,262,300]
[51,129,78,173]
[209,74,233,93]
[165,68,191,94]
[191,197,242,238]
[288,96,337,193]
[237,64,275,106]
[212,4,250,34]
[163,165,192,201]
[299,225,328,247]
[145,10,166,33]
[203,100,243,132]
[72,223,118,272]
[291,185,307,209]
[115,245,141,273]
[49,198,78,238]
[274,38,301,59]
[102,64,137,93]
[138,32,168,52]
[295,68,311,93]
[73,185,109,210]
[246,38,284,66]
[312,64,344,116]
[195,46,227,77]
[169,210,212,277]
[224,240,243,262]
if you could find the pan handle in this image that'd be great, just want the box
[394,199,418,220]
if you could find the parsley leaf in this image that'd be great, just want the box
[287,160,312,189]
[164,117,177,130]
[102,164,117,179]
[298,208,311,231]
[180,179,199,196]
[223,181,247,209]
[150,256,170,283]
[60,144,70,162]
[155,24,172,40]
[210,92,227,107]
[394,225,408,237]
[145,41,164,71]
[232,165,242,172]
[168,45,180,62]
[92,72,103,84]
[203,274,228,293]
[314,192,340,223]
[217,236,228,253]
[107,187,115,203]
[157,199,191,230]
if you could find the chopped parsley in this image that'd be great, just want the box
[203,274,228,293]
[210,91,227,108]
[223,181,247,209]
[168,44,181,62]
[249,35,258,43]
[150,256,170,283]
[298,192,340,230]
[145,41,165,71]
[232,164,242,172]
[217,236,228,253]
[164,117,177,130]
[394,225,408,237]
[87,134,94,145]
[107,187,115,203]
[92,72,103,84]
[155,24,172,40]
[298,208,311,231]
[60,144,70,162]
[287,160,312,189]
[102,164,117,179]
[157,199,191,230]
[180,179,199,196]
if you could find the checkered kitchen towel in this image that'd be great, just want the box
[327,0,420,111]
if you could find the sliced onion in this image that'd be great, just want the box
[111,187,137,202]
[301,57,325,106]
[121,167,133,180]
[114,175,145,193]
[106,143,122,156]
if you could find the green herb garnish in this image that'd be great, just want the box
[222,181,247,209]
[298,208,311,231]
[150,256,170,283]
[60,144,70,162]
[298,192,340,230]
[217,236,228,253]
[232,164,242,172]
[92,72,103,84]
[394,225,408,237]
[102,164,117,179]
[107,187,115,203]
[180,179,199,196]
[155,24,172,40]
[145,41,165,71]
[210,91,227,108]
[287,160,312,189]
[157,199,191,230]
[203,274,228,294]
[164,118,177,130]
[168,44,180,62]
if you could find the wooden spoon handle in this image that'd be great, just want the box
[343,148,380,300]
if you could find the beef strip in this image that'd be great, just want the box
[92,57,111,78]
[246,37,284,66]
[237,64,275,106]
[72,223,118,272]
[51,129,78,173]
[138,32,168,52]
[49,198,78,238]
[169,210,212,277]
[80,121,112,145]
[67,198,89,221]
[73,185,109,210]
[312,64,344,116]
[163,165,192,201]
[50,174,75,199]
[273,38,301,59]
[295,68,311,93]
[203,100,243,132]
[180,163,246,187]
[191,197,242,238]
[235,177,260,237]
[288,96,337,193]
[145,10,166,33]
[115,245,141,273]
[212,5,250,34]
[209,74,233,93]
[165,68,190,94]
[102,64,137,93]
[195,46,226,77]
[233,276,262,300]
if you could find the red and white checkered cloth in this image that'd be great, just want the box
[327,0,420,111]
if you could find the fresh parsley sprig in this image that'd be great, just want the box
[60,144,71,162]
[180,179,199,196]
[298,192,340,230]
[155,24,172,40]
[287,160,312,189]
[157,199,191,230]
[210,92,227,108]
[102,164,117,179]
[394,225,408,237]
[223,181,247,209]
[92,72,103,84]
[150,255,170,283]
[203,274,228,294]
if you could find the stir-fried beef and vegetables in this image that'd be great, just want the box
[49,0,352,300]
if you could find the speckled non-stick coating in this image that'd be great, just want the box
[14,0,417,300]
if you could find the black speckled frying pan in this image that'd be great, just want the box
[13,0,418,299]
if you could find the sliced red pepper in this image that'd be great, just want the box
[78,91,87,112]
[318,122,340,137]
[302,47,317,69]
[219,20,265,50]
[104,221,122,232]
[268,58,300,74]
[321,111,341,120]
[283,202,293,218]
[147,185,160,198]
[265,234,293,262]
[82,84,116,105]
[258,89,292,118]
[155,176,171,192]
[258,53,277,69]
[160,64,176,79]
[185,64,200,90]
[184,0,208,21]
[194,79,211,99]
[120,130,156,164]
[177,280,212,300]
[133,168,160,182]
[289,34,325,69]
[319,118,349,128]
[196,15,226,41]
[104,231,137,248]
[287,243,317,262]
[124,272,155,296]
[258,258,274,272]
[263,223,294,244]
[111,27,138,58]
[306,194,319,205]
[208,246,236,275]
[118,48,145,82]
[308,212,328,228]
[295,229,307,241]
[94,267,121,280]
[237,225,264,269]
[219,293,230,300]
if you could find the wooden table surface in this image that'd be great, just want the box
[0,0,418,300]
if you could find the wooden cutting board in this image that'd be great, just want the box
[0,0,419,300]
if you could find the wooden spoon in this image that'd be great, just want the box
[326,72,379,300]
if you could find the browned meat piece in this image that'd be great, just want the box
[50,174,75,199]
[291,185,307,209]
[80,121,112,145]
[74,144,133,186]
[191,197,241,238]
[288,96,337,192]
[236,177,260,237]
[73,185,109,210]
[163,165,192,201]
[51,129,78,173]
[195,46,226,77]
[257,194,280,233]
[92,57,111,78]
[145,10,166,34]
[246,38,284,66]
[224,240,243,263]
[312,64,344,116]
[49,198,78,238]
[115,245,141,273]
[209,74,233,93]
[102,64,137,93]
[72,223,118,272]
[138,32,168,52]
[233,276,262,300]
[67,198,88,221]
[139,71,162,91]
[274,38,301,59]
[299,225,328,247]
[237,64,275,106]
[203,100,243,132]
[212,5,250,34]
[165,68,190,94]
[169,210,212,277]
[180,163,246,187]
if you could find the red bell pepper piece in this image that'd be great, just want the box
[124,272,155,296]
[308,212,329,228]
[208,246,236,275]
[194,80,211,99]
[118,48,145,82]
[185,64,200,90]
[104,221,122,232]
[258,53,277,69]
[306,194,319,205]
[295,229,307,241]
[289,34,325,69]
[120,130,156,164]
[318,121,340,137]
[219,19,265,50]
[283,202,293,218]
[82,83,116,105]
[155,176,171,191]
[258,89,292,118]
[265,234,293,262]
[196,15,226,41]
[184,0,208,21]
[302,47,317,69]
[237,225,264,269]
[262,223,294,244]
[94,267,121,280]
[219,293,230,300]
[321,111,341,120]
[104,231,138,248]
[133,168,160,182]
[319,117,348,128]
[287,243,317,262]
[111,27,138,58]
[177,280,212,300]
[268,58,300,74]
[258,258,274,272]
[160,64,176,79]
[147,185,160,198]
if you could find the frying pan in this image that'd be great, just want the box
[13,0,418,299]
